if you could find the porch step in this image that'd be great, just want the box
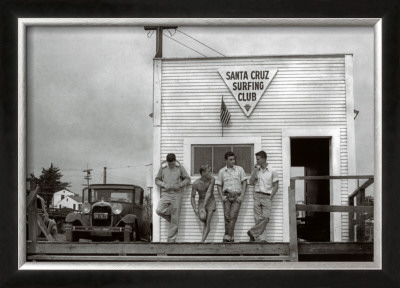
[28,254,291,262]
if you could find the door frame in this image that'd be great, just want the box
[282,127,341,242]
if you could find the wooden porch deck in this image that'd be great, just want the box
[27,241,373,262]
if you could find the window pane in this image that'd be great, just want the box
[213,146,231,173]
[135,187,142,204]
[233,146,253,173]
[193,146,212,175]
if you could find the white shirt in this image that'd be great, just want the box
[254,164,279,194]
[216,165,247,194]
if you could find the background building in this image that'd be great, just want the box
[52,189,82,211]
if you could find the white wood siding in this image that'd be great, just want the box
[156,56,353,242]
[55,197,80,210]
[52,190,75,207]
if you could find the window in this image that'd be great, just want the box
[184,137,261,180]
[135,187,143,205]
[191,144,254,175]
[90,188,134,203]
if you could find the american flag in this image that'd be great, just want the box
[220,97,231,125]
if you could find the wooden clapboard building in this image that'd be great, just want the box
[152,55,356,243]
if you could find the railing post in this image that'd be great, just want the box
[288,179,299,261]
[356,188,366,242]
[124,225,132,242]
[348,177,374,242]
[348,196,355,242]
[27,180,38,245]
[64,223,73,242]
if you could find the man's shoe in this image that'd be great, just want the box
[223,239,230,242]
[247,231,255,242]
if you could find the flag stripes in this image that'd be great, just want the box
[220,98,231,125]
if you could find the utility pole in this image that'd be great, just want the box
[103,167,107,184]
[83,167,92,191]
[144,26,178,58]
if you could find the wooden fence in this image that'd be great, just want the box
[288,175,374,261]
[26,180,55,244]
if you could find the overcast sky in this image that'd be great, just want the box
[26,25,375,195]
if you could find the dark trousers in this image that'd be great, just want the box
[223,192,241,241]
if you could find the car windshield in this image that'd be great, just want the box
[90,189,133,203]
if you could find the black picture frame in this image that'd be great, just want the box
[1,0,399,287]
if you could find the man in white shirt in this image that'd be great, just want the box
[248,150,279,242]
[216,151,247,242]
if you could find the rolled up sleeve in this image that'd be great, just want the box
[215,169,224,186]
[272,170,279,182]
[239,167,248,182]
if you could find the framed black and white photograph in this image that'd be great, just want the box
[1,1,399,287]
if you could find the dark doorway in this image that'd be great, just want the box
[291,138,330,242]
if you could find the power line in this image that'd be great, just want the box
[177,29,226,57]
[163,33,207,57]
[106,174,146,185]
[82,170,143,182]
[107,164,146,169]
[87,165,147,184]
[107,173,145,183]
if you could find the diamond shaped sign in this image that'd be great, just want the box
[219,67,278,117]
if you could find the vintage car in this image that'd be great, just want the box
[64,184,152,242]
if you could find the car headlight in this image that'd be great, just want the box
[112,203,123,215]
[81,202,91,214]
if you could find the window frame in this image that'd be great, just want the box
[134,187,143,205]
[183,137,262,182]
[191,144,255,176]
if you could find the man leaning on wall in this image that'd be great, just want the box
[155,153,191,242]
[247,150,279,242]
[191,164,216,243]
[216,151,248,242]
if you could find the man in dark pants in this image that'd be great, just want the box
[155,153,191,242]
[216,151,247,242]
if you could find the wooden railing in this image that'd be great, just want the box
[26,179,55,243]
[288,175,374,261]
[348,177,374,242]
[26,180,39,245]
